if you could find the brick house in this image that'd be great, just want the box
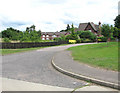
[41,32,70,40]
[75,22,101,36]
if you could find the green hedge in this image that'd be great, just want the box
[97,37,107,42]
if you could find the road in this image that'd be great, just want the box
[2,44,94,88]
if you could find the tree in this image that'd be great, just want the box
[71,23,75,35]
[26,27,29,32]
[113,27,120,39]
[60,24,71,32]
[114,15,120,29]
[1,27,23,40]
[66,24,71,31]
[101,24,111,41]
[78,31,96,42]
[37,30,41,37]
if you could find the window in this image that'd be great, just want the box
[46,35,49,37]
[46,38,49,40]
[52,35,56,37]
[42,38,45,40]
[42,35,45,37]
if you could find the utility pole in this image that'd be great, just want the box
[118,1,120,15]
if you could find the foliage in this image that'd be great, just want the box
[114,15,120,29]
[2,27,22,40]
[69,40,76,44]
[1,25,42,42]
[97,37,107,42]
[60,24,71,32]
[113,27,120,39]
[101,24,111,39]
[77,31,97,42]
[76,39,81,43]
[3,38,10,43]
[54,35,66,42]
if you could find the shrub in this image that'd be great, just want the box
[110,36,115,41]
[76,39,81,43]
[78,31,97,42]
[3,38,10,43]
[97,37,107,42]
[69,40,76,44]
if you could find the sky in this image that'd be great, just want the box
[118,1,120,15]
[0,0,119,32]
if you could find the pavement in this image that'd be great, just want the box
[0,77,117,91]
[52,50,119,90]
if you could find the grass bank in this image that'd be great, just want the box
[67,42,118,71]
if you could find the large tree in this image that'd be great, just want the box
[113,27,120,39]
[114,15,120,29]
[101,24,111,40]
[2,27,22,40]
[66,24,71,31]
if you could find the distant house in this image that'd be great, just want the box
[75,22,101,36]
[41,32,70,40]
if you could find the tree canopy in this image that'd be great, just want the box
[114,15,120,29]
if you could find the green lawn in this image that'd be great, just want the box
[0,47,47,55]
[67,42,118,71]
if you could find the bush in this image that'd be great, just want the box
[80,38,93,43]
[65,34,78,41]
[78,31,97,42]
[76,39,81,43]
[97,37,107,42]
[3,38,10,43]
[110,36,115,41]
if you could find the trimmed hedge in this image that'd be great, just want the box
[0,41,68,49]
[97,37,107,42]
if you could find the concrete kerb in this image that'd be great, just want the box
[51,57,120,90]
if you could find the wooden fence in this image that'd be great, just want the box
[0,41,68,49]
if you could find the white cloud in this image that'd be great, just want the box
[0,0,119,32]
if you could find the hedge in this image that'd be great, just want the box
[0,41,68,49]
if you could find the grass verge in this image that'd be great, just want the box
[0,44,70,55]
[67,42,118,71]
[0,47,48,55]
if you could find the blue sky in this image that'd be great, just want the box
[0,0,119,32]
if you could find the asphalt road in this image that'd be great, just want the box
[2,44,93,88]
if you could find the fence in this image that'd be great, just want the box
[0,41,68,49]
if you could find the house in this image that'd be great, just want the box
[41,32,70,40]
[75,22,101,36]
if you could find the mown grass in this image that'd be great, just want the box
[68,42,118,71]
[0,47,47,55]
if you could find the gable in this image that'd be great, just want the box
[85,23,96,32]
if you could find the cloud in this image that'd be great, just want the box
[37,0,68,4]
[0,0,119,32]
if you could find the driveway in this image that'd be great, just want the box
[2,43,94,88]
